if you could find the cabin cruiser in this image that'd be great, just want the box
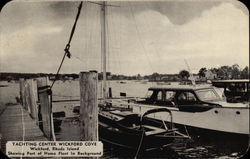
[131,85,249,137]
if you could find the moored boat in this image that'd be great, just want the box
[98,107,190,155]
[130,85,249,137]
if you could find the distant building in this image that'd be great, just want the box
[49,75,56,80]
[161,74,180,81]
[205,70,217,80]
[136,74,143,80]
[191,74,200,81]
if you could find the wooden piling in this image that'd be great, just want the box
[19,78,25,107]
[24,80,31,113]
[37,77,52,140]
[79,71,98,141]
[27,79,38,120]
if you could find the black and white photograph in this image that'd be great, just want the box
[0,0,249,158]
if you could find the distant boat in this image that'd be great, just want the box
[8,80,15,83]
[157,81,171,85]
[179,81,192,85]
[141,81,147,84]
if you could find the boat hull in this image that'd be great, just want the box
[98,113,176,152]
[99,124,174,151]
[132,104,249,135]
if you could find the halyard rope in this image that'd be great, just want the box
[50,1,83,89]
[134,129,145,159]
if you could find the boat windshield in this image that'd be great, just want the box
[146,90,154,98]
[195,89,221,102]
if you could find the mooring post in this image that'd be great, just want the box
[27,79,38,120]
[19,78,25,106]
[79,71,98,142]
[24,80,31,113]
[37,77,52,140]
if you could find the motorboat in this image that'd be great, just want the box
[99,107,190,154]
[131,85,249,137]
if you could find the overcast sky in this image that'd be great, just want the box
[0,0,249,75]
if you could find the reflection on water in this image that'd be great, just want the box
[0,80,248,158]
[55,117,81,141]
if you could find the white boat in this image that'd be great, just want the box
[130,85,249,136]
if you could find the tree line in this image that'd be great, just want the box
[0,64,248,81]
[179,64,249,80]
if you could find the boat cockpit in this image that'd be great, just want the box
[137,86,223,112]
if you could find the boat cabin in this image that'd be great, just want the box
[137,85,223,112]
[211,79,249,103]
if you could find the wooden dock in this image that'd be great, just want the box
[0,104,47,153]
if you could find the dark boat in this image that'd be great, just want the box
[99,108,189,154]
[53,111,65,131]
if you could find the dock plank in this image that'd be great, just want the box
[0,104,48,154]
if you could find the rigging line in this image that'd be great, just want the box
[50,93,56,141]
[67,1,83,45]
[106,7,113,88]
[144,1,162,44]
[86,3,95,70]
[144,2,162,63]
[84,2,90,69]
[50,1,83,89]
[88,1,120,7]
[128,2,154,73]
[72,55,85,63]
[110,5,122,74]
[50,50,67,89]
[100,4,104,71]
[77,1,87,65]
[92,5,100,71]
[99,5,103,98]
[88,5,95,56]
[87,3,98,71]
[106,10,110,87]
[118,1,122,74]
[134,129,145,159]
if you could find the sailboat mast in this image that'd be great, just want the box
[184,59,195,85]
[101,1,107,99]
